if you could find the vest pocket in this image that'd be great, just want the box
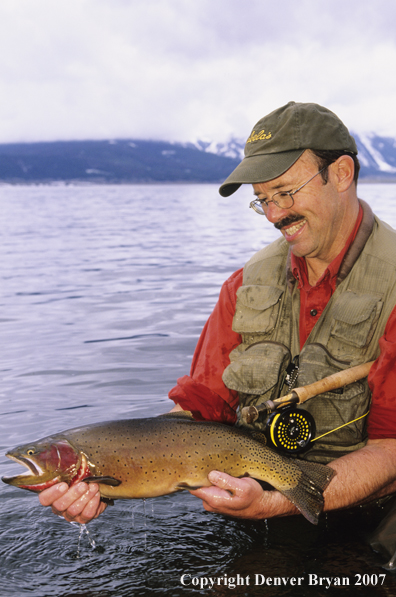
[232,285,284,335]
[222,341,291,399]
[297,343,370,455]
[328,291,383,356]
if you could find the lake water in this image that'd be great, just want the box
[1,182,396,597]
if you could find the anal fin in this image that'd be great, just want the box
[176,482,203,490]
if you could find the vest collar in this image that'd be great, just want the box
[286,199,375,293]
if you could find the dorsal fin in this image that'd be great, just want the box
[158,411,195,420]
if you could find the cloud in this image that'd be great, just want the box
[0,0,396,143]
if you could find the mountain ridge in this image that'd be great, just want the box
[194,133,396,180]
[0,133,395,184]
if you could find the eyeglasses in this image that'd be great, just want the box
[249,167,327,215]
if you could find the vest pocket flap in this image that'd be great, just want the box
[236,285,283,310]
[233,285,284,334]
[330,292,383,349]
[222,341,290,395]
[331,292,382,325]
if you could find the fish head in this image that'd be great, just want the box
[2,438,83,492]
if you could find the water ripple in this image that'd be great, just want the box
[1,183,396,596]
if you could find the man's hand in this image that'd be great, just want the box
[189,471,297,520]
[189,439,396,521]
[39,482,107,524]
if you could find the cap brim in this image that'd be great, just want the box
[219,149,305,197]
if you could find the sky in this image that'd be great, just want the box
[1,0,396,144]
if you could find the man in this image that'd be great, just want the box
[39,102,396,524]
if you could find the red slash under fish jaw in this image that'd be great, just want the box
[18,476,62,492]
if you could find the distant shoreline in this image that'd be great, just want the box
[1,178,396,187]
[0,138,395,185]
[358,178,396,184]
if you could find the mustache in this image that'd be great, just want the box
[274,214,305,230]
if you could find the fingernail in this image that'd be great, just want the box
[208,471,220,483]
[76,482,88,494]
[57,483,69,493]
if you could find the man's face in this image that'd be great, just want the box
[252,151,347,264]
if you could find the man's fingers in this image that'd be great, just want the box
[189,472,247,510]
[207,471,246,496]
[39,482,104,524]
[50,483,94,513]
[39,482,70,507]
[189,471,267,517]
[56,484,100,519]
[63,492,104,524]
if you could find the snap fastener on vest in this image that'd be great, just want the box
[310,309,318,316]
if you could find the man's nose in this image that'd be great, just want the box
[264,201,290,225]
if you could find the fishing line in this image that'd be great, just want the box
[311,411,369,442]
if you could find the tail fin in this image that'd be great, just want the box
[280,460,335,524]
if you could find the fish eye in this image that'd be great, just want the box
[26,449,36,456]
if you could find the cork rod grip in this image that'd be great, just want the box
[289,360,375,405]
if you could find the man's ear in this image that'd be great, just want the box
[331,155,355,192]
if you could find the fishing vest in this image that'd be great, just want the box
[222,201,396,463]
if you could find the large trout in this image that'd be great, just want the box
[2,412,335,524]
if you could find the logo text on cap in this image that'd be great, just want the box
[246,129,272,143]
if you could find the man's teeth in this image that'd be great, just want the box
[284,219,306,236]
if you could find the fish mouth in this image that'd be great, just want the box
[2,450,89,491]
[1,453,54,488]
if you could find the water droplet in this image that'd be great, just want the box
[70,522,97,557]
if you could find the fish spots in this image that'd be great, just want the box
[38,417,330,516]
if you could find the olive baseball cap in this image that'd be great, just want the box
[219,101,358,197]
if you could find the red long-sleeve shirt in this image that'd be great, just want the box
[169,213,396,440]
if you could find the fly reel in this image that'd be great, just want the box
[264,406,316,454]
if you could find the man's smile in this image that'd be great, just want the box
[274,214,307,239]
[282,218,307,238]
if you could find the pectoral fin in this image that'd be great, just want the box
[84,476,121,486]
